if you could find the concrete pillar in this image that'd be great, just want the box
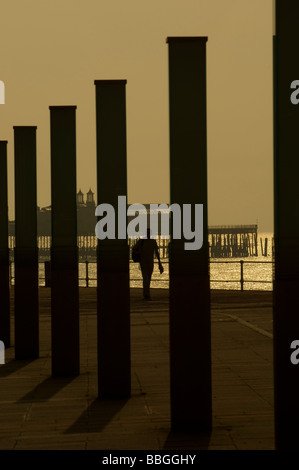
[94,80,131,398]
[0,141,10,347]
[273,0,299,449]
[50,106,79,376]
[14,127,39,358]
[167,37,212,432]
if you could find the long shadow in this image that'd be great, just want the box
[163,430,211,450]
[65,398,128,434]
[0,358,35,378]
[16,376,75,403]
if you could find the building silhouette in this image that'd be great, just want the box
[8,194,259,258]
[9,189,96,236]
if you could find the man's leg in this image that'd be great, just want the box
[141,267,152,299]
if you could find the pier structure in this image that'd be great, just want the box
[7,225,261,261]
[209,225,258,258]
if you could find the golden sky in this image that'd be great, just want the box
[0,0,274,231]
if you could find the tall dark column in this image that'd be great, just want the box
[94,80,131,398]
[0,141,10,347]
[273,0,299,449]
[167,37,211,432]
[50,106,79,377]
[14,127,39,359]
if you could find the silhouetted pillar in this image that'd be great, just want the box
[0,141,10,347]
[94,80,131,398]
[50,106,79,376]
[167,37,212,431]
[14,127,39,358]
[273,1,299,449]
[45,261,51,287]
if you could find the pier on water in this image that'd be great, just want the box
[8,235,170,261]
[2,4,299,447]
[8,227,259,261]
[209,225,258,258]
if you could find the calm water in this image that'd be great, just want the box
[11,233,274,291]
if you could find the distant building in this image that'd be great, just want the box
[8,189,97,236]
[76,188,96,235]
[8,196,258,258]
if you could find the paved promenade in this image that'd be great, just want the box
[0,288,274,450]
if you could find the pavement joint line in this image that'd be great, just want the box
[212,304,272,310]
[222,313,273,339]
[0,398,91,404]
[1,289,274,449]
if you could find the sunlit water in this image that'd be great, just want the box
[10,233,274,291]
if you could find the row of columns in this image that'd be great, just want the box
[0,37,211,431]
[1,12,297,446]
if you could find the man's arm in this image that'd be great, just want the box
[154,240,160,261]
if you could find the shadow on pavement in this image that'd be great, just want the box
[65,398,128,434]
[0,359,35,378]
[16,376,75,403]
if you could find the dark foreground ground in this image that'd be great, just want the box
[0,288,273,450]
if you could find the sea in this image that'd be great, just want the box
[9,232,274,291]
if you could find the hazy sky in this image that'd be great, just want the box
[0,0,274,231]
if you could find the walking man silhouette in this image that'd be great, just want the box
[138,228,163,300]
